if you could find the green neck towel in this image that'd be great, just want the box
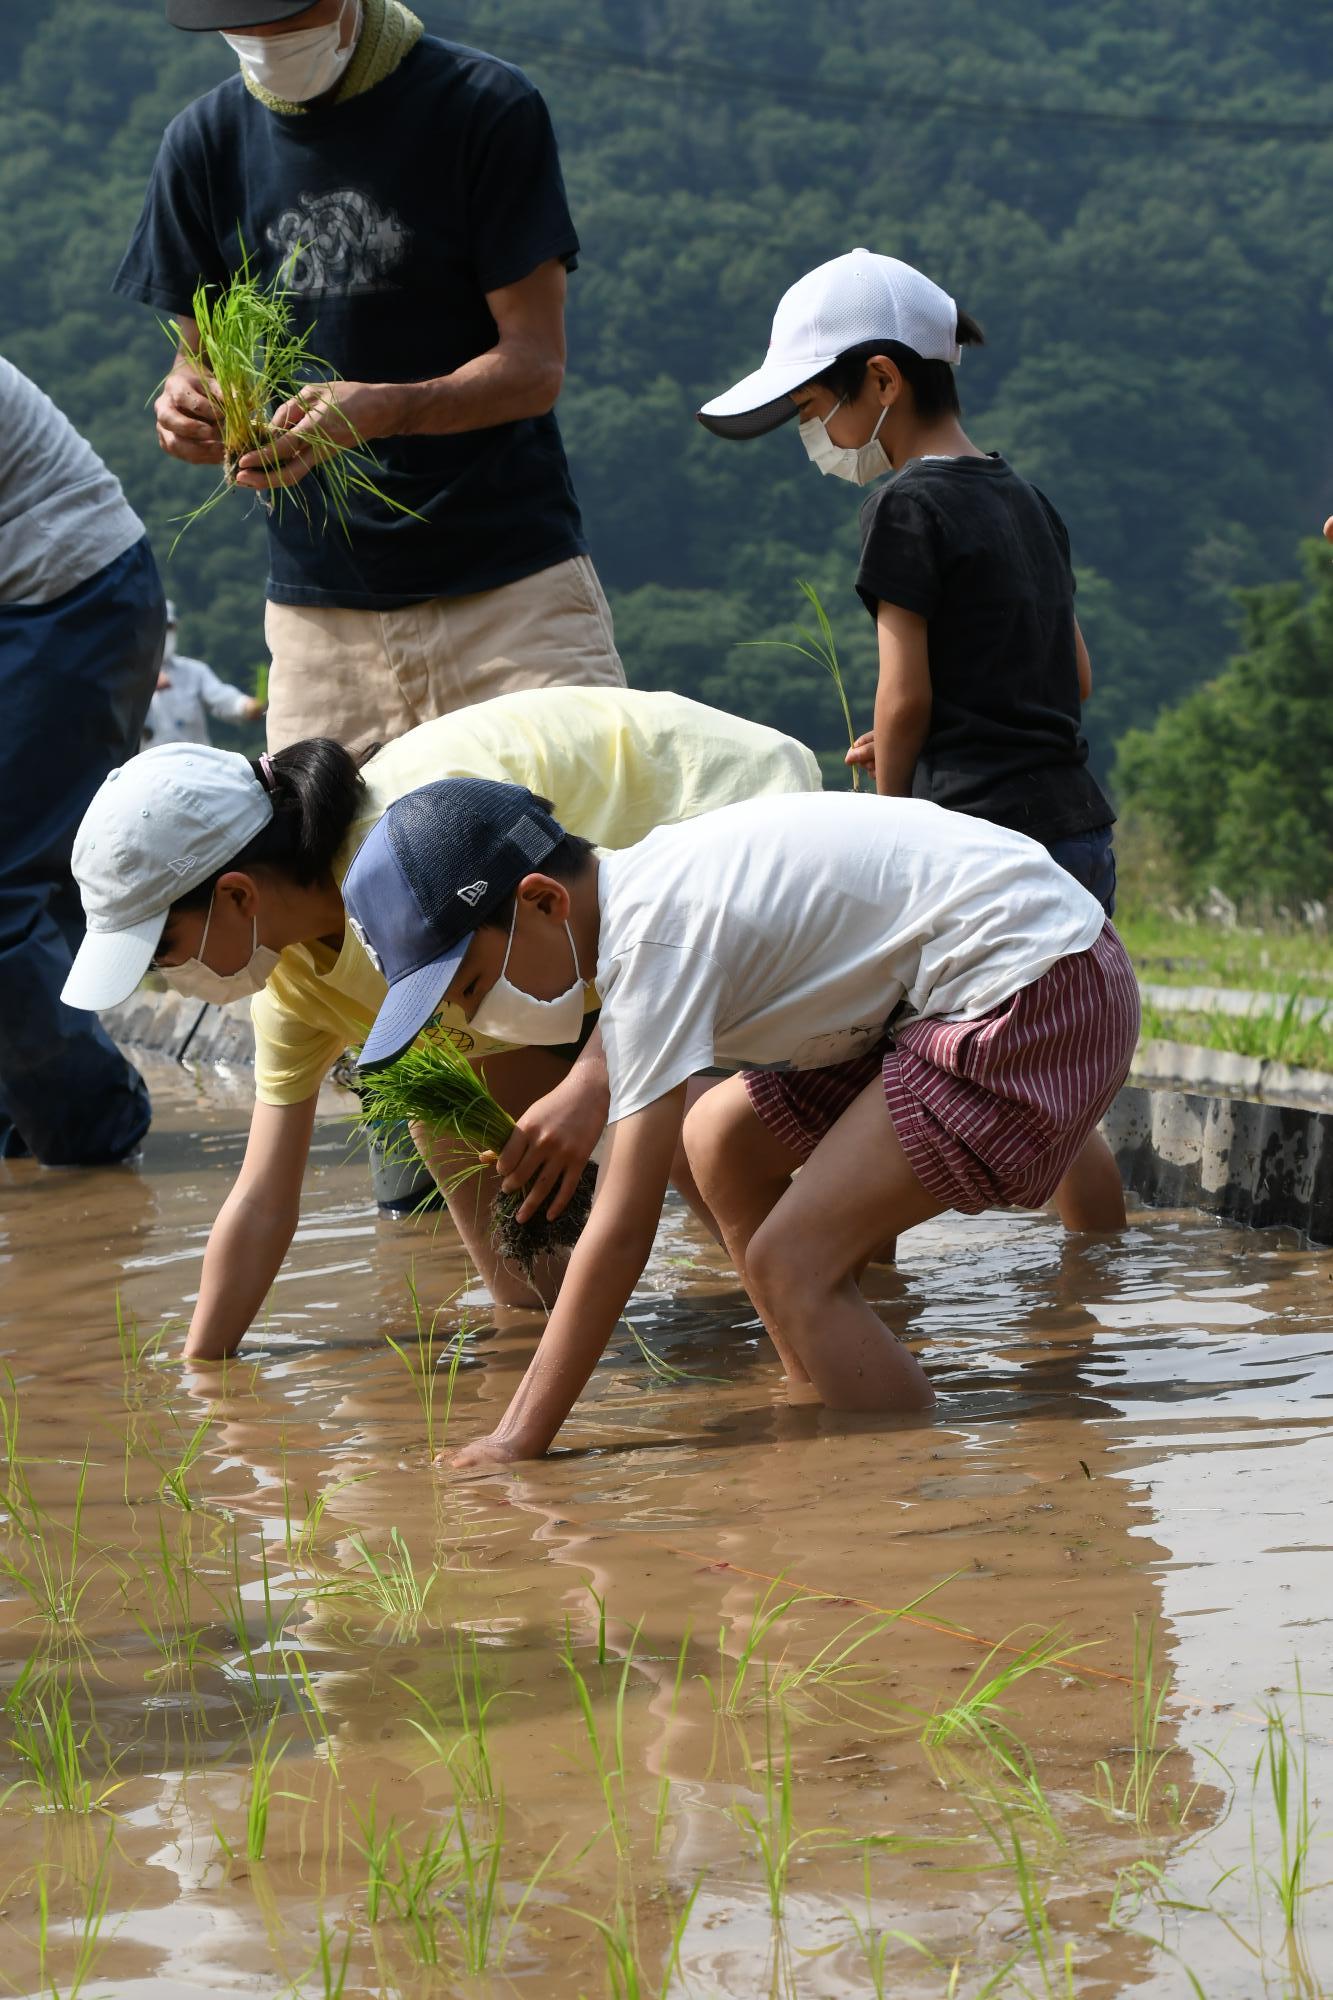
[240,0,424,117]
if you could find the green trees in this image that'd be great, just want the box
[2,0,1333,781]
[1116,541,1333,910]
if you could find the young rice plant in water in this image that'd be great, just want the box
[743,580,863,789]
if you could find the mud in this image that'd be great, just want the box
[1,1056,1330,1997]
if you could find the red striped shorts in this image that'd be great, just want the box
[743,923,1140,1215]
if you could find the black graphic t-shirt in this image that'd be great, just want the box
[114,38,588,607]
[856,455,1113,843]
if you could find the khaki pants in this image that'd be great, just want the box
[264,553,625,752]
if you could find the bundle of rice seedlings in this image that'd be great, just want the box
[162,242,416,539]
[353,1038,596,1279]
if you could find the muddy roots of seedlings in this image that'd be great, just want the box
[492,1165,597,1279]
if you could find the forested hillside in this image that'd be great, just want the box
[4,0,1333,780]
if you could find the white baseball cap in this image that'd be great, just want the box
[698,248,961,440]
[62,744,273,1011]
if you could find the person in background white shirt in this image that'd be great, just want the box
[143,602,265,747]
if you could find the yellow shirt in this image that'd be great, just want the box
[250,685,821,1105]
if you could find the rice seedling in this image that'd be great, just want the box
[742,580,863,789]
[3,1680,122,1814]
[242,1713,299,1862]
[383,1269,470,1461]
[441,1800,505,1974]
[921,1626,1077,1754]
[761,1581,954,1727]
[0,1363,22,1507]
[369,1803,556,1974]
[296,1915,353,2000]
[983,1808,1077,2000]
[561,1615,643,1865]
[625,1325,730,1387]
[356,1812,454,1968]
[580,1877,702,2000]
[35,1831,115,2000]
[329,1528,440,1632]
[702,1574,806,1717]
[149,1410,215,1513]
[1252,1687,1316,1933]
[113,1294,168,1383]
[400,1631,504,1810]
[731,1696,828,1925]
[163,241,417,541]
[653,1629,691,1861]
[355,1043,596,1282]
[281,1469,367,1572]
[205,1523,301,1713]
[842,1890,991,2000]
[0,1453,98,1652]
[1092,1618,1200,1829]
[282,1649,341,1779]
[351,1797,396,1925]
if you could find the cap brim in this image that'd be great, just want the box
[62,912,167,1013]
[165,0,313,27]
[697,353,836,440]
[357,936,472,1071]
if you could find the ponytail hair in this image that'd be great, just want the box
[813,307,986,421]
[170,738,367,912]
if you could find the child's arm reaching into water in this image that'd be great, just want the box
[450,1083,689,1469]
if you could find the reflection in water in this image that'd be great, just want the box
[0,1058,1331,1996]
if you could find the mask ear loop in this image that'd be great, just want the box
[195,887,217,970]
[498,900,520,982]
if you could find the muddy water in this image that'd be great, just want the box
[1,1057,1331,1997]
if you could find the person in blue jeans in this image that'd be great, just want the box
[0,358,166,1164]
[700,249,1122,1225]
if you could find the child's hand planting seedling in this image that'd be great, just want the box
[353,1037,597,1285]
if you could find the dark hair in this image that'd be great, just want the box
[812,309,985,420]
[171,737,367,912]
[475,796,596,932]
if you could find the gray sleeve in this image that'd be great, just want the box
[192,658,256,723]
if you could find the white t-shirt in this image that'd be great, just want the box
[595,793,1105,1123]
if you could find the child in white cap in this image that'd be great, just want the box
[699,249,1123,1231]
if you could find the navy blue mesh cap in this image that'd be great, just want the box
[344,779,566,1069]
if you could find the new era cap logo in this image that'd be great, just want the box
[457,879,488,906]
[347,916,382,975]
[166,856,198,877]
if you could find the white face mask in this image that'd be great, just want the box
[223,0,360,103]
[799,398,891,486]
[469,903,587,1047]
[160,889,281,1004]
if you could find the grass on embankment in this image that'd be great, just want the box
[1138,993,1333,1075]
[1118,909,1333,997]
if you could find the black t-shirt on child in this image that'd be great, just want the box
[856,455,1113,842]
[113,38,588,608]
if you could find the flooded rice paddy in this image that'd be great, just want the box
[1,1056,1331,1997]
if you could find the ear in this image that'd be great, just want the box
[214,870,262,917]
[865,354,903,407]
[516,872,572,922]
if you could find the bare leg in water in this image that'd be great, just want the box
[685,1072,942,1408]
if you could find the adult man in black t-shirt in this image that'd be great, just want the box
[117,0,624,754]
